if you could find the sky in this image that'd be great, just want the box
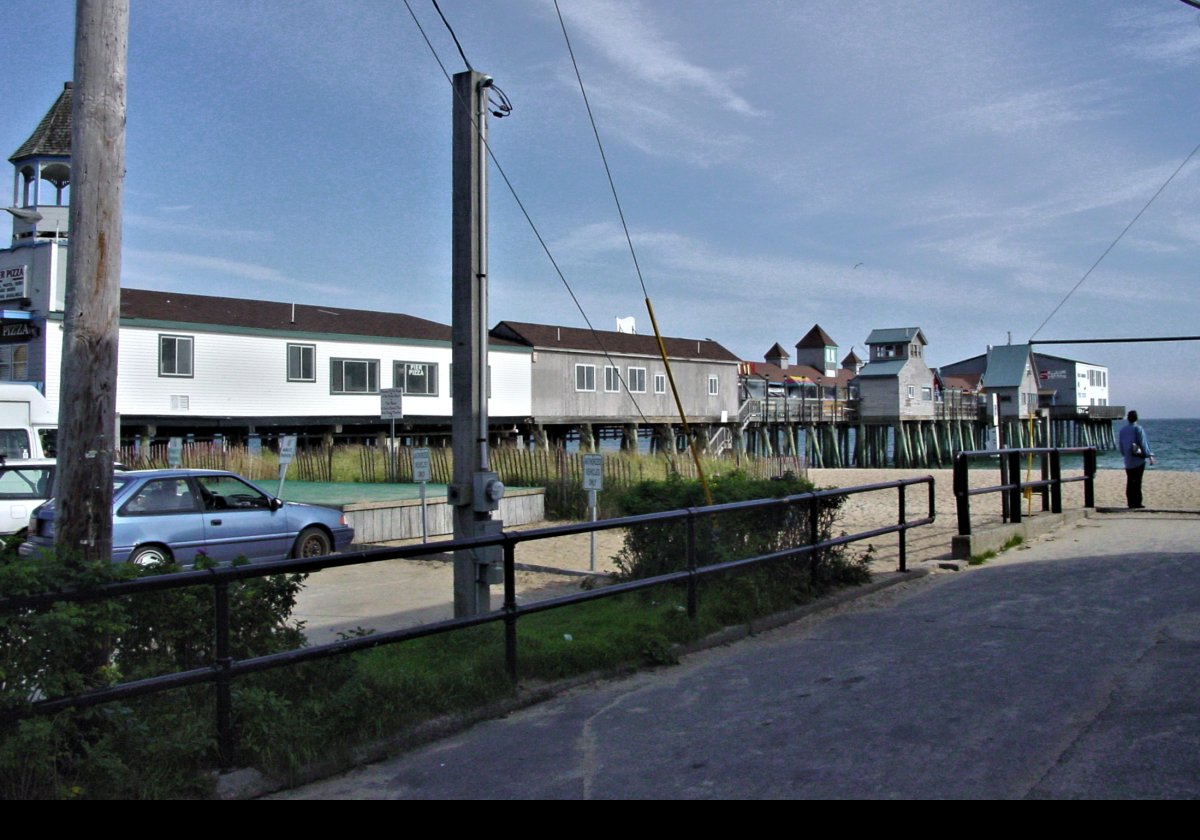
[4,0,1200,416]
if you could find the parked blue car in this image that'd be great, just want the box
[19,469,354,566]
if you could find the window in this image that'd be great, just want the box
[0,345,28,380]
[195,473,273,511]
[0,464,53,500]
[921,386,932,401]
[628,367,646,393]
[287,344,315,382]
[159,335,193,377]
[654,373,666,395]
[907,385,915,399]
[575,364,595,392]
[120,478,198,516]
[394,361,438,396]
[604,365,620,393]
[330,358,379,394]
[0,429,33,460]
[708,375,719,396]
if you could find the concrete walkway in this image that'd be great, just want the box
[273,511,1200,799]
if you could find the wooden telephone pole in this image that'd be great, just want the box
[55,0,128,562]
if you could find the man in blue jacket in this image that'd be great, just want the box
[1118,410,1155,509]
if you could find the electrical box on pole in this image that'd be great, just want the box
[450,70,504,617]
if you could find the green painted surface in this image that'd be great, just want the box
[254,480,449,506]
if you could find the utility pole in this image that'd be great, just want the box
[55,0,128,563]
[450,70,505,616]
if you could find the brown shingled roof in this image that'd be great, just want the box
[491,321,739,362]
[796,324,837,349]
[11,83,73,162]
[120,288,455,342]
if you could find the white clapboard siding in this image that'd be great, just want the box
[41,321,531,420]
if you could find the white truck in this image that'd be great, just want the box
[0,383,57,460]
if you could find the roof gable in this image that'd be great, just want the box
[865,327,926,346]
[983,344,1036,388]
[796,324,837,349]
[11,83,73,162]
[854,359,909,378]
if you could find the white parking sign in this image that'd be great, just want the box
[412,448,432,483]
[582,454,603,491]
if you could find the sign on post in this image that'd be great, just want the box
[582,454,604,491]
[277,435,297,497]
[380,389,404,420]
[412,447,432,543]
[381,389,404,481]
[412,447,432,483]
[582,454,603,570]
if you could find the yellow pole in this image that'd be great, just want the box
[645,297,713,505]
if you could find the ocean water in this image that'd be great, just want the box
[1096,418,1200,473]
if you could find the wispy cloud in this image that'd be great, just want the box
[548,0,761,164]
[124,212,266,242]
[951,82,1122,136]
[124,248,351,296]
[1111,5,1200,68]
[558,0,761,117]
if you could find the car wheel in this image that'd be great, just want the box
[129,544,172,567]
[293,527,332,559]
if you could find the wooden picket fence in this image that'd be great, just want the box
[116,441,806,517]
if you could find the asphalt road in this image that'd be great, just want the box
[275,513,1200,799]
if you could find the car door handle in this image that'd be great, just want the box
[210,519,222,526]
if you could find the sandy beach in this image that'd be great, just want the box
[295,466,1200,638]
[810,466,1200,572]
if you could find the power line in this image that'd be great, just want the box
[1029,139,1200,341]
[554,0,650,300]
[554,2,714,498]
[401,0,652,428]
[431,0,472,71]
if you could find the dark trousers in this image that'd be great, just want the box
[1125,464,1145,508]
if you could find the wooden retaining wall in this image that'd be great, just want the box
[344,487,545,544]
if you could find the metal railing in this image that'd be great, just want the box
[1,477,934,768]
[952,446,1096,536]
[743,397,855,424]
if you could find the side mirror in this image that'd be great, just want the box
[270,497,284,511]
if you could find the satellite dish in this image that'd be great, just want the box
[4,207,43,224]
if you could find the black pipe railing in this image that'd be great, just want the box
[1,477,934,768]
[952,446,1096,536]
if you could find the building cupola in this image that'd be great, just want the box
[8,82,72,245]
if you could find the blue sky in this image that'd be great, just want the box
[5,1,1200,416]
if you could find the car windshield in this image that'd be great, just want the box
[0,466,53,499]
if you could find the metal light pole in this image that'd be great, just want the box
[450,70,505,616]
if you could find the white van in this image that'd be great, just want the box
[0,383,57,460]
[0,458,55,537]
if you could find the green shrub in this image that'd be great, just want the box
[0,543,308,798]
[614,471,868,615]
